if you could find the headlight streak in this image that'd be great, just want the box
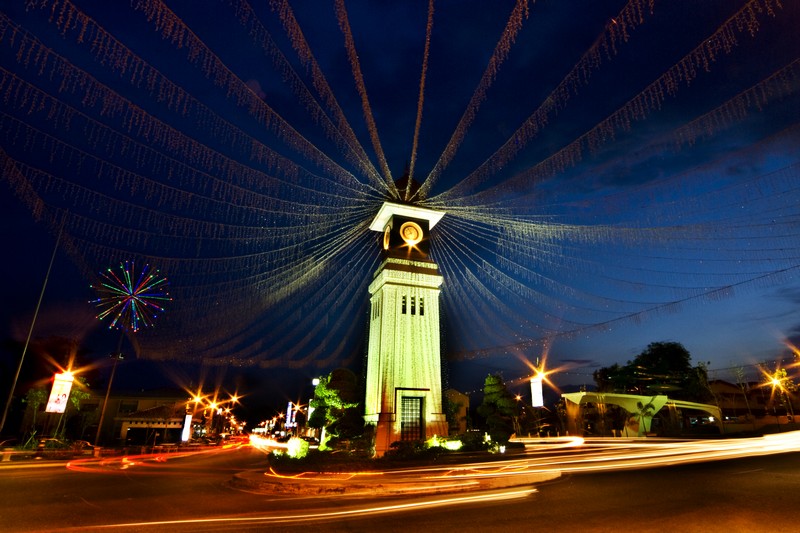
[87,488,537,529]
[435,431,800,477]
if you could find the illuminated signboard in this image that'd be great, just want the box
[181,414,193,442]
[530,374,544,408]
[285,402,297,428]
[45,372,74,413]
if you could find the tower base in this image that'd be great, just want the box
[367,411,449,456]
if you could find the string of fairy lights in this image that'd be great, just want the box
[431,0,792,204]
[1,0,798,374]
[460,355,800,398]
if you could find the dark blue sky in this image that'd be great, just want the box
[1,0,799,410]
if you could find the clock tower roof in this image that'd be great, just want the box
[369,201,445,232]
[394,170,422,201]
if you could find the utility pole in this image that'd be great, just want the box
[0,217,64,434]
[94,350,124,447]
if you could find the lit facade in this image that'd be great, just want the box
[365,201,448,455]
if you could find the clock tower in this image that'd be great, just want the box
[365,199,448,455]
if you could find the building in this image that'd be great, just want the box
[18,388,191,446]
[117,403,189,446]
[708,379,798,432]
[87,389,192,445]
[445,389,470,435]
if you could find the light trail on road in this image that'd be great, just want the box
[81,488,537,530]
[251,431,800,486]
[248,431,800,492]
[64,443,250,474]
[51,431,800,530]
[418,431,800,482]
[513,431,800,473]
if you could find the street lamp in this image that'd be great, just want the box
[768,369,796,425]
[191,392,240,438]
[528,361,553,436]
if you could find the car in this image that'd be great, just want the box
[0,438,19,448]
[33,438,68,458]
[1,438,22,462]
[299,436,320,449]
[34,438,95,457]
[71,440,96,455]
[37,438,68,450]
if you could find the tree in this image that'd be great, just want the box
[733,366,754,423]
[21,388,47,447]
[593,342,712,403]
[309,369,362,450]
[477,374,517,443]
[593,363,634,393]
[443,395,465,434]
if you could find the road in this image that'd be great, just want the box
[0,437,798,532]
[356,452,800,533]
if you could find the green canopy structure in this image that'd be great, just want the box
[562,392,722,437]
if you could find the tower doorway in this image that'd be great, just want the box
[400,396,423,441]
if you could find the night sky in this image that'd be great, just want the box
[1,0,799,415]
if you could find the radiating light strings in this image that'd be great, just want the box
[1,1,797,367]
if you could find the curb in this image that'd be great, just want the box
[230,468,560,496]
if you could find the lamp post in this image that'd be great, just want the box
[94,351,124,446]
[770,376,783,431]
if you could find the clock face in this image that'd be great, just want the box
[383,225,391,250]
[399,221,423,246]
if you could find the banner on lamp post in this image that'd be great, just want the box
[181,413,193,442]
[530,374,544,407]
[45,372,74,413]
